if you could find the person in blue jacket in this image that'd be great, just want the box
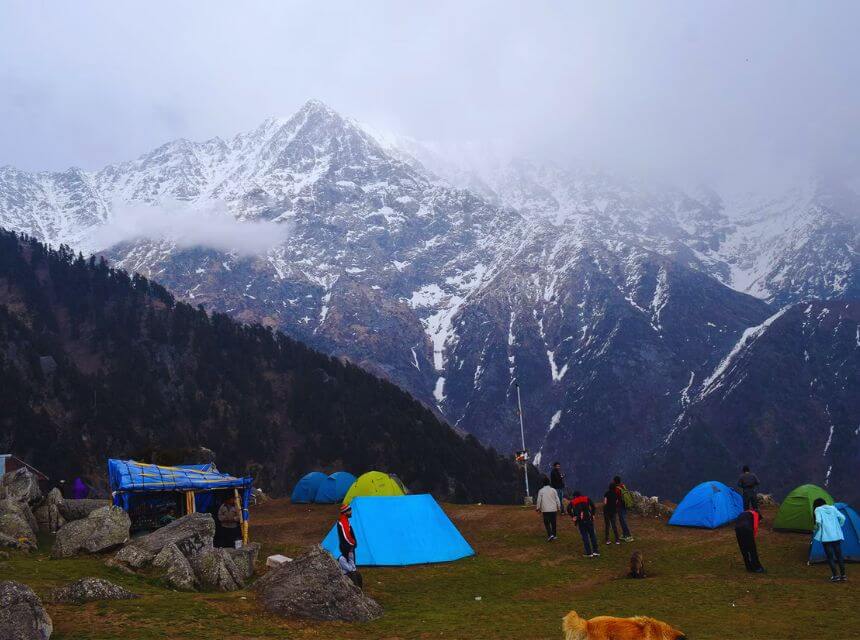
[813,498,847,582]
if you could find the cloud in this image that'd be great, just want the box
[91,200,290,257]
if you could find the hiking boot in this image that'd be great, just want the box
[591,552,600,557]
[624,536,634,542]
[830,576,841,582]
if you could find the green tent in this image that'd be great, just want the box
[342,471,406,505]
[773,484,834,532]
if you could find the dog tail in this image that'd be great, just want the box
[562,611,588,640]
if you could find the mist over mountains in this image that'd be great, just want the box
[1,99,858,501]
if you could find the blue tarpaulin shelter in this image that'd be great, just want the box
[107,459,253,525]
[668,481,743,529]
[321,494,475,566]
[314,471,357,504]
[291,471,328,503]
[809,503,860,564]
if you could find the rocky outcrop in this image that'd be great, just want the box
[0,531,36,552]
[58,499,110,522]
[0,496,38,547]
[253,545,383,622]
[34,489,66,533]
[51,506,130,558]
[51,578,137,604]
[227,542,261,581]
[757,493,778,507]
[0,468,42,505]
[0,580,53,640]
[629,491,674,519]
[110,513,246,592]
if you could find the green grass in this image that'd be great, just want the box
[1,503,856,639]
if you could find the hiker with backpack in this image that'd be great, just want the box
[535,476,562,541]
[567,490,599,557]
[734,507,765,573]
[813,498,847,582]
[613,476,634,542]
[738,466,761,512]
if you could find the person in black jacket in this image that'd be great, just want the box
[738,466,761,512]
[567,491,599,557]
[735,508,765,573]
[336,503,362,588]
[603,482,621,545]
[550,462,565,506]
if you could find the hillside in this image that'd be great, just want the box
[0,229,522,502]
[4,500,857,640]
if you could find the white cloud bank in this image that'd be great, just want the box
[91,200,290,257]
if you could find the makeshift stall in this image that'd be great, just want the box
[107,459,253,543]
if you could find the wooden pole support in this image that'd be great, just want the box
[185,491,195,515]
[234,488,248,545]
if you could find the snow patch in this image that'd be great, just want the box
[433,376,446,404]
[549,410,562,432]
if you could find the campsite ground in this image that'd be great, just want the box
[3,500,857,640]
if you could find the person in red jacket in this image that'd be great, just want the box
[336,503,363,588]
[567,491,599,557]
[734,508,765,573]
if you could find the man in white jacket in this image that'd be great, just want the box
[535,476,562,541]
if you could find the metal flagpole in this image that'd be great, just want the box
[515,381,530,500]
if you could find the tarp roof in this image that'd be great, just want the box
[108,459,252,493]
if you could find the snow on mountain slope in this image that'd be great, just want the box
[0,99,857,499]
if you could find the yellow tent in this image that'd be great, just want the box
[342,471,406,505]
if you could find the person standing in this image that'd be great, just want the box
[336,503,363,588]
[813,498,847,582]
[738,466,760,512]
[567,491,599,557]
[613,476,634,542]
[536,476,561,541]
[550,462,566,507]
[734,508,765,573]
[603,482,621,545]
[217,494,241,548]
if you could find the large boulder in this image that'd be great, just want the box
[0,468,42,505]
[0,580,53,640]
[58,499,110,522]
[51,578,137,604]
[0,497,38,542]
[52,506,130,559]
[629,491,674,519]
[226,542,261,581]
[0,531,36,552]
[189,548,245,592]
[120,512,215,557]
[253,545,383,622]
[34,489,66,533]
[152,543,196,591]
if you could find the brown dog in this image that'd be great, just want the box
[563,611,686,640]
[629,550,646,578]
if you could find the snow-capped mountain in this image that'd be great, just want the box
[1,99,857,500]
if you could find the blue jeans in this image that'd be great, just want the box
[618,506,631,537]
[578,521,598,555]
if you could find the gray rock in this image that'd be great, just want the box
[0,497,38,542]
[119,512,215,558]
[52,506,130,559]
[253,545,382,622]
[0,580,53,640]
[34,489,66,533]
[51,577,137,605]
[0,512,37,546]
[757,493,778,507]
[629,491,674,519]
[189,548,245,592]
[0,531,36,552]
[226,542,261,581]
[58,499,110,522]
[152,543,197,591]
[0,468,42,505]
[112,544,155,569]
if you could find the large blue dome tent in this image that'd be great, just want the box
[321,494,475,566]
[290,471,328,503]
[809,503,860,564]
[314,471,357,504]
[668,481,743,529]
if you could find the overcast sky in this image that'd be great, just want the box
[2,1,858,187]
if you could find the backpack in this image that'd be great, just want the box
[619,484,634,509]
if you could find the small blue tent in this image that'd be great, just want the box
[809,503,860,564]
[669,481,743,529]
[321,494,475,566]
[314,471,357,504]
[107,459,253,525]
[291,471,328,504]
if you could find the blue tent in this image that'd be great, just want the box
[669,481,743,529]
[321,494,475,566]
[107,458,253,523]
[291,471,328,503]
[314,471,357,504]
[809,503,860,564]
